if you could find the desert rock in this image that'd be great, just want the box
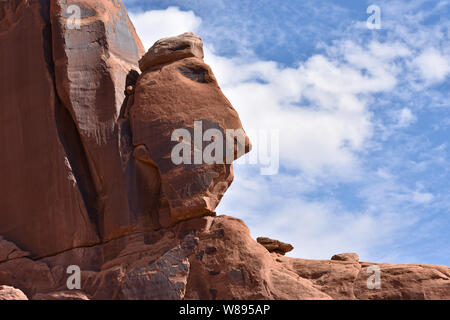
[331,253,359,262]
[32,291,90,300]
[139,32,204,71]
[0,0,448,301]
[129,34,251,225]
[50,0,150,244]
[257,237,294,255]
[0,285,28,300]
[1,215,449,300]
[0,0,100,258]
[0,236,30,263]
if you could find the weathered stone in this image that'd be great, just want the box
[0,1,449,301]
[331,253,359,262]
[0,0,154,259]
[0,236,29,263]
[120,245,190,300]
[1,216,450,300]
[257,237,294,255]
[0,285,28,300]
[50,0,149,243]
[32,291,90,300]
[139,32,204,71]
[130,38,251,225]
[0,0,100,258]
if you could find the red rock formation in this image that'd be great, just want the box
[257,237,294,255]
[130,32,251,225]
[50,0,152,243]
[139,32,204,71]
[0,215,449,300]
[0,0,100,258]
[0,0,449,300]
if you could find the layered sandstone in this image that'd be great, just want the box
[0,215,449,300]
[130,33,251,225]
[0,0,449,300]
[0,0,100,258]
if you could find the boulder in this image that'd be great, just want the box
[0,285,28,300]
[139,32,204,71]
[331,253,359,262]
[0,236,30,263]
[257,237,294,255]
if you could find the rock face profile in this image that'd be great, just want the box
[0,0,449,300]
[130,32,251,225]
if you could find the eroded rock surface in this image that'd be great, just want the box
[1,215,449,300]
[257,237,294,255]
[50,0,149,243]
[0,0,449,301]
[331,253,359,262]
[32,291,90,300]
[0,1,249,259]
[0,0,100,259]
[0,285,28,300]
[139,32,204,72]
[129,33,251,225]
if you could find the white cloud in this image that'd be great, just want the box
[397,108,417,128]
[220,166,421,261]
[205,40,408,177]
[413,48,450,83]
[412,191,434,204]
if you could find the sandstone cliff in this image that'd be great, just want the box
[0,0,449,300]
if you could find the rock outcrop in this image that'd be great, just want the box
[0,1,248,259]
[0,0,100,258]
[257,237,294,255]
[130,32,251,225]
[0,286,28,300]
[0,0,449,300]
[331,253,359,262]
[139,32,204,72]
[0,215,449,300]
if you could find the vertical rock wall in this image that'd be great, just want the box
[0,0,99,257]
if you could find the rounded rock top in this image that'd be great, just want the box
[139,32,205,72]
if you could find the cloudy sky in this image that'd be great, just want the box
[123,0,450,265]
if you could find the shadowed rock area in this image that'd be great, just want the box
[0,0,449,300]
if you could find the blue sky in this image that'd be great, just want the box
[123,0,450,265]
